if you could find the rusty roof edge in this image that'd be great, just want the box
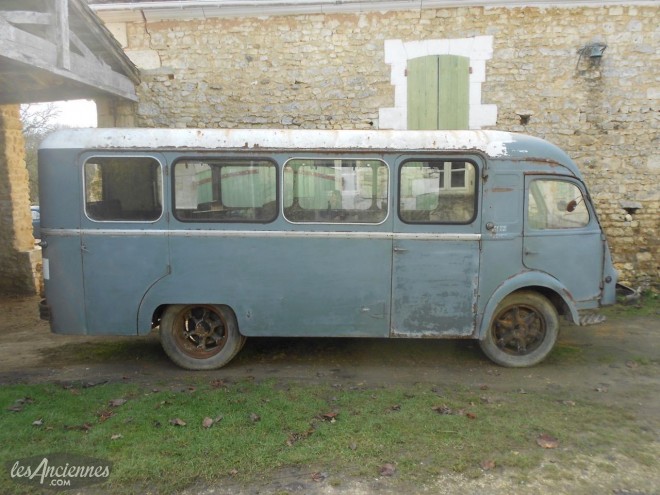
[41,128,571,160]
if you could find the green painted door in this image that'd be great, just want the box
[407,55,470,130]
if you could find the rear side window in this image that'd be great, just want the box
[84,157,162,221]
[528,180,590,229]
[283,159,388,224]
[173,159,277,223]
[399,160,477,223]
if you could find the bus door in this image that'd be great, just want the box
[524,176,604,305]
[391,158,481,337]
[80,154,170,335]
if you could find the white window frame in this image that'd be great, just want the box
[379,36,497,130]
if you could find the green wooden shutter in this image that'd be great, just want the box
[407,56,439,130]
[438,55,469,130]
[407,55,470,130]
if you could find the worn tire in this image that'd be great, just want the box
[160,304,243,370]
[479,291,559,368]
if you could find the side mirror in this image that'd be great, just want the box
[566,200,578,213]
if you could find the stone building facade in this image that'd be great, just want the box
[98,2,658,287]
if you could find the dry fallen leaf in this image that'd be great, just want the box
[65,423,92,432]
[286,427,314,447]
[98,410,114,423]
[466,412,477,420]
[32,418,44,426]
[169,418,187,427]
[109,399,127,407]
[249,413,261,423]
[111,434,123,440]
[155,400,173,409]
[82,380,108,389]
[202,417,214,429]
[536,433,559,449]
[432,405,453,415]
[311,472,327,482]
[379,463,396,477]
[320,412,339,422]
[480,459,496,471]
[7,397,34,412]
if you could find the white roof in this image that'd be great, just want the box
[41,128,517,157]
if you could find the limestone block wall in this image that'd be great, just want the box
[106,4,658,286]
[0,105,41,295]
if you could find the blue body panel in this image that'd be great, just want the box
[392,238,479,337]
[162,234,391,337]
[38,149,86,334]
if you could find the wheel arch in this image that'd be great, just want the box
[139,302,241,336]
[478,271,579,340]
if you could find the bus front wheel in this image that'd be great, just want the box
[160,304,244,370]
[479,292,559,367]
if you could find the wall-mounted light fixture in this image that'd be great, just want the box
[577,42,607,69]
[586,42,607,59]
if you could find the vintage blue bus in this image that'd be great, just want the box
[38,129,617,369]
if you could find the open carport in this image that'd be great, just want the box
[0,0,138,295]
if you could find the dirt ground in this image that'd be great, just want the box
[0,295,658,495]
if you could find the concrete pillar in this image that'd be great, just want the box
[95,97,137,127]
[0,105,41,295]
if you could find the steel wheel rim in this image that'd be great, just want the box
[492,304,546,356]
[172,305,228,359]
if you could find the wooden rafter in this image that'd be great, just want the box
[0,0,138,104]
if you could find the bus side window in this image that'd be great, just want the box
[399,160,477,224]
[283,159,388,224]
[84,157,162,222]
[527,180,589,230]
[173,159,277,223]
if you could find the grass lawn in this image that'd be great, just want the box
[1,376,656,494]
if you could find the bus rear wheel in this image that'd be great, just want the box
[479,292,558,367]
[160,304,243,370]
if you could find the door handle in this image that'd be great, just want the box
[393,247,408,253]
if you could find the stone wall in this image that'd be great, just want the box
[0,105,41,295]
[108,4,658,286]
